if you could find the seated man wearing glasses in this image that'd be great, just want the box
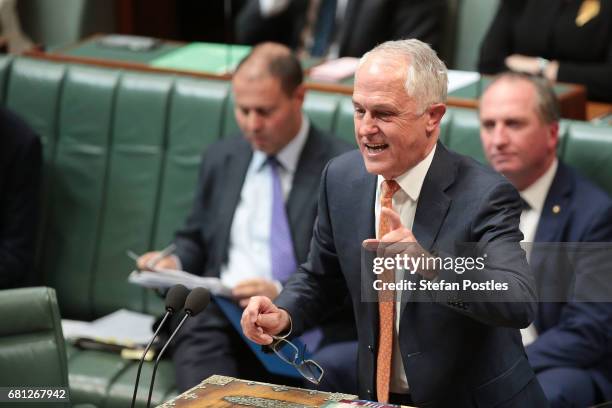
[138,42,355,391]
[242,39,547,407]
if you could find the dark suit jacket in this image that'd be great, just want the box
[276,143,548,407]
[0,106,42,289]
[235,0,447,57]
[174,125,355,343]
[478,0,612,102]
[526,162,612,400]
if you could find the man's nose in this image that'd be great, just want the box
[357,112,378,136]
[491,124,509,147]
[247,111,264,131]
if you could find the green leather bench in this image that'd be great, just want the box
[0,54,610,407]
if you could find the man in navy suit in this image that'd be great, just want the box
[242,39,548,407]
[480,72,612,407]
[138,43,354,391]
[0,106,41,288]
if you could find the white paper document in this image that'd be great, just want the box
[309,57,360,82]
[61,309,155,346]
[447,70,481,93]
[128,268,232,297]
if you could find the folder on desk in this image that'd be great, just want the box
[150,42,251,74]
[213,295,306,378]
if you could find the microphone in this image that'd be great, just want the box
[130,284,189,408]
[146,287,211,408]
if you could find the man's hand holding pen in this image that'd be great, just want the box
[133,244,178,271]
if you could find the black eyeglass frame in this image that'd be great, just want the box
[271,336,325,385]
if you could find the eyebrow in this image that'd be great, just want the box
[352,100,398,113]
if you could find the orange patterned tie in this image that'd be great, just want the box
[376,179,401,403]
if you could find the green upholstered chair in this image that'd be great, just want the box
[444,107,486,164]
[0,287,70,407]
[333,96,357,145]
[303,90,341,132]
[563,121,612,194]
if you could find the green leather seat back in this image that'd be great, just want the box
[303,91,340,132]
[0,55,13,102]
[3,57,66,286]
[42,66,118,320]
[445,107,486,163]
[563,122,612,195]
[92,72,174,317]
[556,120,570,156]
[4,58,65,163]
[332,96,356,145]
[222,93,240,137]
[153,78,229,249]
[147,78,229,313]
[0,287,70,406]
[439,108,453,145]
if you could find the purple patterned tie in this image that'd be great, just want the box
[268,157,298,283]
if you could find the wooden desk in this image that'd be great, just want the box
[25,34,589,121]
[158,375,359,408]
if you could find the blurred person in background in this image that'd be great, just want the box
[0,106,41,288]
[478,0,612,102]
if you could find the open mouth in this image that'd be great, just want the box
[365,143,389,153]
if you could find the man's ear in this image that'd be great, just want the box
[548,121,559,152]
[425,103,446,132]
[292,84,306,107]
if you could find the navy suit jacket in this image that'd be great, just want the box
[276,143,548,407]
[173,125,355,344]
[0,106,42,288]
[526,162,612,399]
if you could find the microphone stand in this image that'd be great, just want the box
[146,312,192,408]
[130,312,171,408]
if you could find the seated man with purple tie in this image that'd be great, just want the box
[138,42,355,391]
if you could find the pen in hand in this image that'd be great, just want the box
[145,243,176,270]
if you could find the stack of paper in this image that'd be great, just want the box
[128,269,232,297]
[62,309,155,347]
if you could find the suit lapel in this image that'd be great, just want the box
[534,163,573,243]
[530,163,573,330]
[402,143,454,308]
[287,127,326,253]
[412,143,455,252]
[218,139,253,262]
[352,170,379,342]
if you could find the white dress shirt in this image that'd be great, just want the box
[218,116,310,288]
[518,158,558,346]
[374,145,437,394]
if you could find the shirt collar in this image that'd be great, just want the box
[520,158,558,213]
[377,144,437,202]
[253,114,310,172]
